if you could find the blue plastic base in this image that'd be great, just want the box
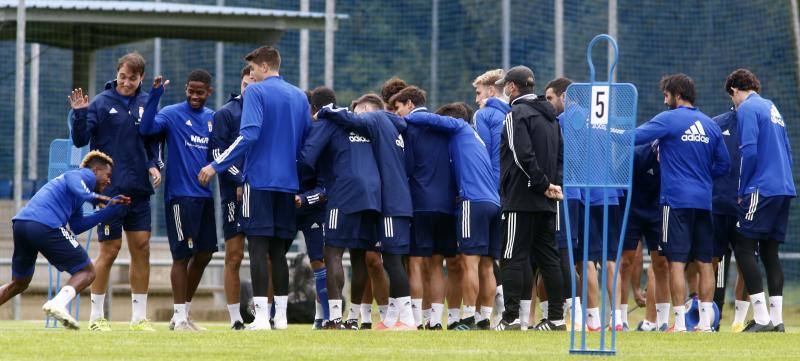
[570,349,617,356]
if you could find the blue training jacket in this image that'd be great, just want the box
[211,76,311,193]
[404,112,499,206]
[140,88,214,201]
[209,94,245,193]
[299,120,381,215]
[557,113,581,201]
[318,106,413,217]
[712,109,741,216]
[71,80,161,198]
[475,97,510,189]
[737,93,796,198]
[629,143,660,221]
[13,168,125,234]
[404,108,458,214]
[634,106,730,210]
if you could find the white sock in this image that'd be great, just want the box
[431,303,444,326]
[750,292,770,325]
[360,303,373,323]
[274,295,288,321]
[253,297,270,323]
[769,296,783,325]
[378,304,388,322]
[462,305,476,320]
[422,308,431,325]
[733,300,749,325]
[673,305,686,331]
[640,320,656,331]
[566,297,583,326]
[90,293,105,322]
[185,301,192,318]
[398,296,415,326]
[267,303,273,320]
[612,309,623,327]
[315,300,324,320]
[476,306,492,323]
[698,302,713,330]
[540,301,549,320]
[656,303,671,328]
[227,303,243,325]
[52,285,76,309]
[131,293,147,322]
[348,303,361,321]
[329,299,343,320]
[173,304,187,323]
[447,308,460,326]
[384,298,399,327]
[411,298,423,326]
[520,300,532,327]
[495,285,505,313]
[620,304,629,324]
[587,307,600,329]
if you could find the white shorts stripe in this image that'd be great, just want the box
[174,204,184,241]
[662,206,670,244]
[556,201,561,232]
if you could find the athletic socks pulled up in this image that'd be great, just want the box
[733,299,750,325]
[750,292,771,325]
[90,293,105,322]
[698,302,713,330]
[430,304,444,326]
[673,305,686,331]
[411,298,423,327]
[398,296,415,326]
[329,299,343,321]
[378,304,388,322]
[520,300,532,328]
[348,303,361,321]
[769,296,783,325]
[360,303,373,324]
[586,307,600,329]
[620,304,629,325]
[131,293,147,322]
[228,303,243,326]
[539,301,549,320]
[447,308,460,326]
[656,303,670,329]
[52,286,76,309]
[173,304,187,323]
[475,306,492,323]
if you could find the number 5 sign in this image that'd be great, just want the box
[591,85,609,126]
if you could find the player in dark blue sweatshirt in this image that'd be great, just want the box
[319,94,417,330]
[140,70,217,331]
[634,74,730,332]
[1,151,129,330]
[199,47,311,330]
[68,52,160,331]
[725,69,795,332]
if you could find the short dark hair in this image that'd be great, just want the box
[725,69,761,95]
[381,77,408,107]
[351,93,384,111]
[244,46,281,71]
[187,69,212,86]
[241,64,252,79]
[116,52,146,76]
[310,86,336,113]
[81,150,114,168]
[435,102,470,123]
[389,86,426,108]
[545,77,573,96]
[660,73,696,104]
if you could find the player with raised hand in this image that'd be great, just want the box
[633,74,730,332]
[69,52,162,332]
[0,151,130,329]
[726,69,795,333]
[139,70,218,331]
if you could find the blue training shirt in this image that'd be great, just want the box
[404,108,458,214]
[737,93,796,198]
[557,113,581,201]
[209,94,245,194]
[475,97,510,189]
[404,112,499,206]
[629,143,661,221]
[712,110,741,216]
[140,90,214,201]
[634,106,730,210]
[211,76,311,193]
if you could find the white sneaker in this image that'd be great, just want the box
[273,315,288,330]
[42,301,79,330]
[246,317,272,331]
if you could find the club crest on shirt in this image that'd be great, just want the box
[208,121,213,132]
[139,106,144,119]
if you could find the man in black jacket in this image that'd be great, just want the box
[495,66,566,331]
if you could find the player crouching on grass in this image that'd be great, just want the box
[0,151,131,329]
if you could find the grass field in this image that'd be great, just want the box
[0,320,797,360]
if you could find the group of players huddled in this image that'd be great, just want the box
[0,45,793,334]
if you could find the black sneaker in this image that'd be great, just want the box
[231,321,246,330]
[324,318,347,330]
[476,319,491,330]
[494,319,521,331]
[427,323,443,330]
[447,321,462,330]
[343,319,360,330]
[533,319,566,331]
[742,320,774,333]
[417,325,425,330]
[312,319,324,330]
[773,323,785,333]
[453,317,477,331]
[360,322,372,330]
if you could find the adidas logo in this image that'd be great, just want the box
[133,300,139,303]
[755,300,763,305]
[332,304,340,309]
[722,129,731,136]
[185,120,192,127]
[681,120,710,143]
[109,108,118,114]
[647,168,655,175]
[311,223,320,229]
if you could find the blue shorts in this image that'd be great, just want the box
[456,200,501,259]
[325,209,379,251]
[166,197,218,260]
[240,185,296,239]
[219,182,243,240]
[662,207,713,263]
[411,212,457,258]
[298,210,325,262]
[12,220,91,278]
[379,216,411,255]
[576,204,621,262]
[556,199,580,250]
[713,214,737,258]
[624,214,661,253]
[737,193,791,243]
[98,196,151,241]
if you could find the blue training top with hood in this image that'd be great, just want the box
[404,107,458,214]
[209,93,245,195]
[712,109,742,216]
[475,97,510,189]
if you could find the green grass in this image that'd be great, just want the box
[0,321,798,360]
